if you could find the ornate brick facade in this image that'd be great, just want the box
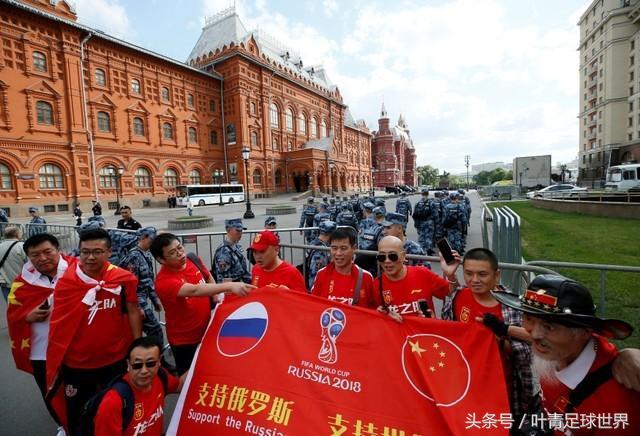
[371,104,417,188]
[0,1,372,216]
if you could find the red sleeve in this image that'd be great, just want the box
[155,272,182,303]
[167,372,180,393]
[422,267,450,300]
[94,390,123,436]
[310,269,326,297]
[371,274,383,308]
[361,273,377,308]
[287,265,307,293]
[124,279,138,304]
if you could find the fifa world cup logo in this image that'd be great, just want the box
[319,308,346,364]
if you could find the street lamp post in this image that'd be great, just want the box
[464,155,470,189]
[242,146,255,219]
[214,169,224,206]
[112,166,124,215]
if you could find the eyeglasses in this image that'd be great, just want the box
[130,360,158,370]
[376,252,400,262]
[79,249,107,257]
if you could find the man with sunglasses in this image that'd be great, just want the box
[94,336,185,436]
[151,233,254,375]
[373,236,461,318]
[311,227,376,307]
[381,212,426,267]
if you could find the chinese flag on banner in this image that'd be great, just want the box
[168,288,509,436]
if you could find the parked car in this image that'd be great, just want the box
[385,186,401,194]
[526,184,587,199]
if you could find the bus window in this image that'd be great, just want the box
[623,170,635,180]
[607,168,622,182]
[176,186,187,197]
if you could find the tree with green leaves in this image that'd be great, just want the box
[417,165,439,187]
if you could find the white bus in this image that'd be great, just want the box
[604,164,640,192]
[176,184,245,206]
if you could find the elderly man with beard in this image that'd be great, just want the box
[494,275,639,434]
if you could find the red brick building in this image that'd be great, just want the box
[371,104,417,188]
[0,1,372,216]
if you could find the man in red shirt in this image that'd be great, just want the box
[373,235,460,318]
[250,230,306,292]
[494,275,639,434]
[46,228,142,434]
[150,233,254,375]
[94,336,184,436]
[311,227,376,307]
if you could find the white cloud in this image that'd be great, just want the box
[322,0,339,17]
[74,0,134,40]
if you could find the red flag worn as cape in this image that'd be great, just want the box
[45,262,137,429]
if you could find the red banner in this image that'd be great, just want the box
[168,288,509,435]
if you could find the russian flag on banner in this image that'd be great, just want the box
[216,302,268,357]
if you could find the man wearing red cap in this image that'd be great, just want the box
[250,230,306,293]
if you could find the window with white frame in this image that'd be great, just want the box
[39,163,64,189]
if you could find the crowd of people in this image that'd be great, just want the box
[2,193,639,435]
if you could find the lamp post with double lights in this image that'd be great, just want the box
[110,166,124,215]
[214,169,224,206]
[464,155,470,189]
[242,146,255,219]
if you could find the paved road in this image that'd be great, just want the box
[0,191,484,435]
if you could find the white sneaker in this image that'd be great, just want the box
[55,426,66,436]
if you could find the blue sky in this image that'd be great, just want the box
[74,0,592,173]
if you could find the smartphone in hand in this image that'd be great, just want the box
[417,299,432,318]
[436,238,456,264]
[39,299,50,310]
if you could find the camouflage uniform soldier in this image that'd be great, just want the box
[27,207,47,237]
[433,191,446,242]
[395,192,413,222]
[313,203,332,240]
[412,189,434,254]
[212,218,251,283]
[382,212,427,267]
[108,229,138,265]
[374,198,386,214]
[336,204,358,231]
[359,202,375,233]
[355,207,385,277]
[327,198,338,221]
[119,227,163,343]
[458,189,471,221]
[443,193,468,255]
[350,194,363,222]
[299,198,318,244]
[305,220,336,291]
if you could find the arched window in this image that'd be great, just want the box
[270,103,279,128]
[299,113,307,134]
[285,108,294,131]
[131,79,141,94]
[134,167,151,187]
[250,102,257,115]
[275,170,282,185]
[188,127,197,143]
[0,163,13,189]
[251,131,259,147]
[187,94,195,108]
[320,120,327,137]
[164,168,178,187]
[311,117,318,137]
[133,117,144,136]
[97,111,111,132]
[36,101,53,125]
[190,169,201,184]
[33,51,47,72]
[98,166,117,188]
[95,69,106,86]
[210,130,218,145]
[163,122,173,140]
[39,163,64,189]
[253,169,262,185]
[161,87,170,101]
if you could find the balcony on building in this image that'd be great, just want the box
[588,130,597,140]
[587,62,598,76]
[588,118,597,129]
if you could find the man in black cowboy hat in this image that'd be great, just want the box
[493,274,639,434]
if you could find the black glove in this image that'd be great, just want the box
[482,313,509,337]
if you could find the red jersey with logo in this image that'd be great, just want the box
[373,266,450,316]
[311,263,376,308]
[452,287,503,323]
[155,259,212,346]
[94,372,180,436]
[251,261,306,293]
[61,266,138,369]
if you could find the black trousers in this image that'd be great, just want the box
[31,360,61,425]
[61,359,127,434]
[171,343,199,376]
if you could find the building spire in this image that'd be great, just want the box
[381,100,387,118]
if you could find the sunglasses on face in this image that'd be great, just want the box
[130,360,158,370]
[376,252,400,262]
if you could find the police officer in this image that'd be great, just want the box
[327,198,338,221]
[355,206,385,277]
[27,207,47,237]
[73,204,82,226]
[458,188,471,221]
[395,192,413,222]
[212,218,251,283]
[264,216,277,231]
[91,200,102,216]
[433,191,446,242]
[443,193,468,255]
[108,228,139,265]
[412,189,435,255]
[374,198,386,214]
[359,202,375,233]
[305,220,336,291]
[299,198,318,244]
[350,193,363,222]
[341,196,351,211]
[336,203,358,231]
[119,227,163,344]
[313,203,332,240]
[382,212,427,267]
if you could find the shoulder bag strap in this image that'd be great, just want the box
[566,361,613,412]
[352,266,363,305]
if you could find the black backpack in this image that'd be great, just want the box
[79,368,169,436]
[412,201,430,220]
[443,206,459,228]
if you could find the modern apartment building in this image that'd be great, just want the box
[578,0,640,186]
